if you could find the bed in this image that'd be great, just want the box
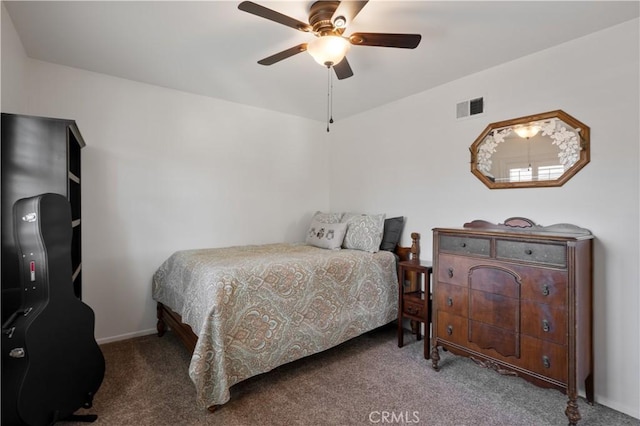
[152,213,418,411]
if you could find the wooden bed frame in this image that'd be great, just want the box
[156,233,421,411]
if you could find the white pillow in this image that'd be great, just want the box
[342,213,386,253]
[306,220,348,250]
[311,211,344,224]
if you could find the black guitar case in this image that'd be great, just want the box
[1,193,105,426]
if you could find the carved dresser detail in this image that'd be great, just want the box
[431,218,593,426]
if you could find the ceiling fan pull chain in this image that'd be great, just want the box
[326,65,331,132]
[330,67,335,126]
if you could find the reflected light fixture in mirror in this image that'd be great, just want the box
[470,110,590,189]
[514,124,541,139]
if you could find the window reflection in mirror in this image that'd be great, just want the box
[470,110,590,189]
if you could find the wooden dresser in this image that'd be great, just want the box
[431,218,593,425]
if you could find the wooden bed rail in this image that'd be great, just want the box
[156,302,197,353]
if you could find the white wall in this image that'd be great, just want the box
[28,67,330,343]
[1,2,28,112]
[330,19,640,418]
[2,6,330,343]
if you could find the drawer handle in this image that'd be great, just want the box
[542,356,551,369]
[541,284,550,296]
[446,325,453,336]
[525,249,533,255]
[542,320,550,332]
[447,297,453,307]
[447,268,454,278]
[461,242,467,248]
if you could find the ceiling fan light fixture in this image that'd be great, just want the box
[307,35,351,66]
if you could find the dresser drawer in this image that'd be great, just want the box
[519,268,567,306]
[440,235,491,257]
[463,334,567,384]
[434,282,467,317]
[403,296,426,319]
[496,239,567,267]
[521,335,567,383]
[520,300,566,345]
[436,254,473,286]
[436,311,467,347]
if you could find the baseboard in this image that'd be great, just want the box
[593,396,640,420]
[96,328,157,345]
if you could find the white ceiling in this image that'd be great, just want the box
[5,1,639,122]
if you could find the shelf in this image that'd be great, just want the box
[404,290,427,301]
[72,264,82,283]
[397,261,433,360]
[68,171,80,184]
[2,113,85,303]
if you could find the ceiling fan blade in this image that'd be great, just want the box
[333,57,354,80]
[257,44,308,66]
[349,33,422,49]
[331,1,369,28]
[238,1,312,32]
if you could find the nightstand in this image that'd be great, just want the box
[397,259,433,359]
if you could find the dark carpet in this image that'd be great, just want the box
[63,324,638,426]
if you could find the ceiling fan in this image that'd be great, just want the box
[238,1,422,80]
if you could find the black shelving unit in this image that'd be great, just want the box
[1,113,85,322]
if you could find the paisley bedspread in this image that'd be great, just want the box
[151,243,399,408]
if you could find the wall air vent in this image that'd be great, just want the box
[456,97,484,119]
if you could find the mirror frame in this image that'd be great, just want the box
[470,110,590,189]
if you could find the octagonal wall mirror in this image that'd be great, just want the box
[470,110,590,189]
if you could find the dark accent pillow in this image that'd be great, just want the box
[380,216,405,252]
